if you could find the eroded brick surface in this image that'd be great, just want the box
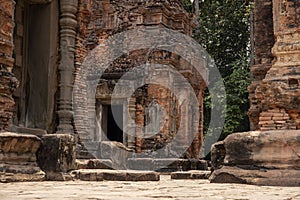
[249,0,300,131]
[73,0,205,161]
[0,0,18,131]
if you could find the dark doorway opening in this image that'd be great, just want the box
[13,1,59,132]
[105,105,123,143]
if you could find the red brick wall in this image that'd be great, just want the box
[0,0,18,130]
[248,0,275,130]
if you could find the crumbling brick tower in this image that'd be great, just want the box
[74,0,208,170]
[249,0,300,131]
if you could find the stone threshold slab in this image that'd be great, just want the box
[171,170,211,180]
[70,169,160,181]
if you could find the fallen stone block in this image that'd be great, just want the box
[171,170,211,180]
[37,134,76,181]
[210,166,300,186]
[45,171,73,181]
[210,130,300,186]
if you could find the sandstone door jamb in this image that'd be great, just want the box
[57,0,78,133]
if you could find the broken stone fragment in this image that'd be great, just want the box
[210,130,300,186]
[37,134,76,181]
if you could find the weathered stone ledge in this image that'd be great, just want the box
[210,166,300,186]
[0,171,45,183]
[210,130,300,186]
[171,170,211,180]
[0,132,45,182]
[70,169,160,181]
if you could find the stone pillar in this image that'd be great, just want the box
[191,89,204,159]
[57,0,78,133]
[191,105,200,159]
[86,80,98,140]
[0,0,18,131]
[198,89,205,158]
[127,97,136,149]
[174,83,190,155]
[135,103,144,153]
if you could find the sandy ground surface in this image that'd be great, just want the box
[0,175,299,200]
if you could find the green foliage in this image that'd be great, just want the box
[194,0,251,77]
[203,56,251,141]
[222,55,251,138]
[194,0,253,140]
[180,0,252,140]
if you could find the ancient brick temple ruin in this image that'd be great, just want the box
[0,0,209,181]
[0,0,299,185]
[72,0,208,170]
[210,0,300,186]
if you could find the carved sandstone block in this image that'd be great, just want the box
[37,134,76,180]
[210,130,300,186]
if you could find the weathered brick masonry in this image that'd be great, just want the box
[249,0,300,131]
[73,0,207,162]
[1,0,298,182]
[0,0,18,131]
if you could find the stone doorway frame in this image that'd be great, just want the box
[95,97,129,145]
[13,0,59,133]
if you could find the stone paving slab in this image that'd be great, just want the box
[171,170,211,180]
[0,175,299,200]
[70,169,160,181]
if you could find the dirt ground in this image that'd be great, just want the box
[0,175,299,200]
